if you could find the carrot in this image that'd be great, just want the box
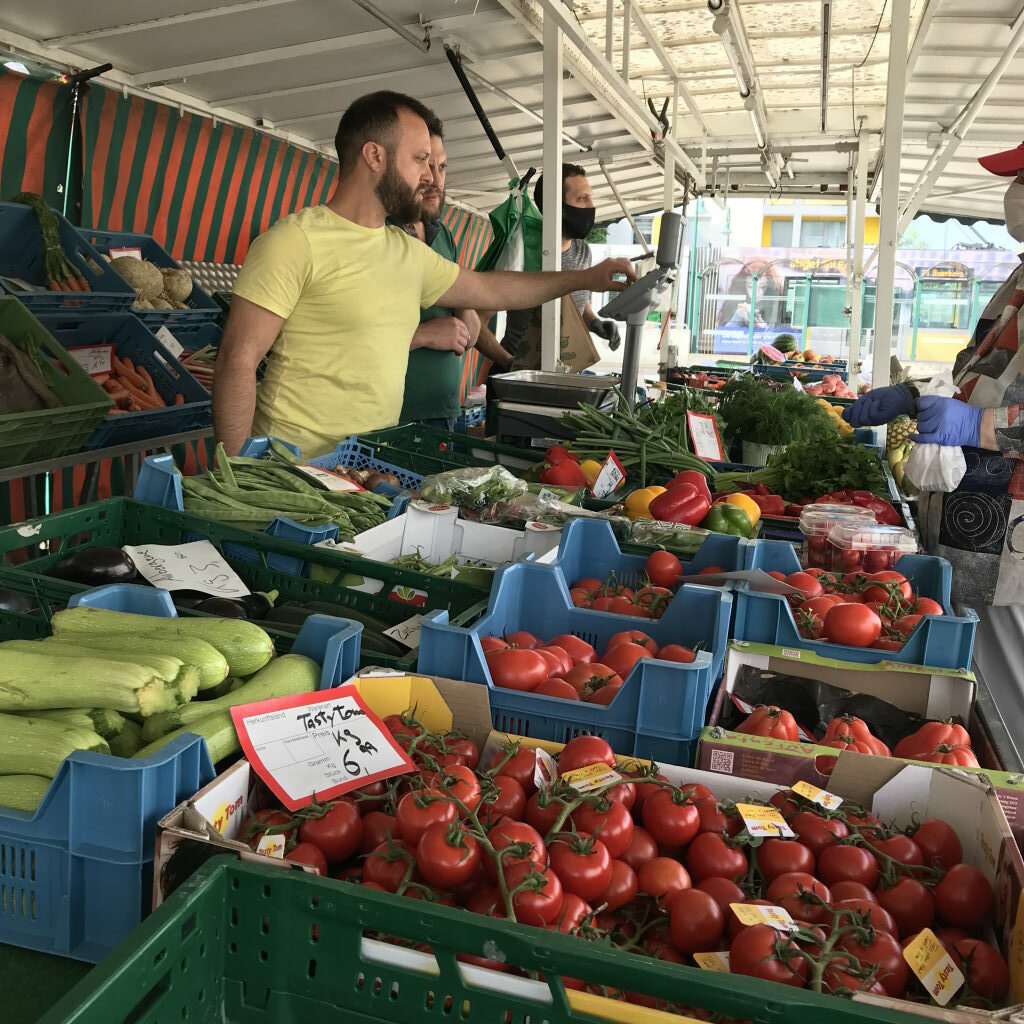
[113,357,147,391]
[137,367,165,405]
[75,275,90,292]
[63,275,81,292]
[102,379,127,395]
[93,374,110,386]
[173,393,185,405]
[47,280,61,292]
[123,382,161,410]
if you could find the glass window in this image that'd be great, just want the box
[800,220,846,248]
[769,219,793,246]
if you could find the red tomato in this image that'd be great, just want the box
[533,648,564,676]
[871,637,905,651]
[572,577,602,593]
[832,897,898,937]
[489,744,538,796]
[875,877,935,937]
[912,819,962,872]
[756,838,815,882]
[395,790,456,846]
[656,643,697,663]
[685,831,747,882]
[534,678,581,701]
[816,844,879,890]
[788,811,848,859]
[285,841,328,875]
[569,588,592,607]
[619,825,659,872]
[645,550,683,589]
[439,764,482,814]
[893,614,922,637]
[786,572,824,600]
[505,630,538,649]
[933,863,994,929]
[359,810,397,854]
[537,645,573,676]
[480,774,527,826]
[247,808,295,849]
[735,705,800,741]
[572,801,634,859]
[464,885,504,917]
[669,888,725,954]
[822,963,886,997]
[484,820,546,882]
[599,859,638,912]
[563,663,622,696]
[583,677,624,705]
[606,595,650,618]
[548,832,613,902]
[417,823,482,889]
[446,737,479,770]
[637,857,691,907]
[642,789,700,849]
[866,834,923,868]
[730,925,808,988]
[765,872,832,925]
[912,596,944,616]
[728,899,773,941]
[525,790,568,838]
[363,840,417,892]
[823,603,882,646]
[558,735,616,773]
[696,876,746,917]
[606,629,657,654]
[838,930,909,997]
[600,642,652,680]
[479,636,509,654]
[862,570,913,603]
[298,800,363,863]
[631,773,671,816]
[801,595,846,618]
[548,634,597,665]
[551,892,592,935]
[828,880,878,904]
[507,863,564,926]
[605,780,636,811]
[485,647,550,690]
[950,938,1010,1004]
[695,797,742,837]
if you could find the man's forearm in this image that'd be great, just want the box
[476,323,512,368]
[445,268,590,312]
[409,323,431,351]
[212,352,258,457]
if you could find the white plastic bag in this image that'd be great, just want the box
[903,371,967,492]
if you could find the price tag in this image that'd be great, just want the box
[67,344,114,376]
[109,245,144,261]
[383,615,424,650]
[232,685,416,812]
[294,465,366,493]
[903,928,964,1006]
[735,802,795,838]
[686,411,726,461]
[122,539,250,598]
[560,762,622,793]
[256,834,286,859]
[591,451,626,499]
[155,325,185,359]
[792,781,843,810]
[792,377,805,392]
[729,903,797,932]
[533,748,558,791]
[693,951,730,972]
[537,488,561,504]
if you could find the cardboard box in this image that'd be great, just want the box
[514,297,600,373]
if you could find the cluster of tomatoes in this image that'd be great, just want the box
[480,627,697,704]
[737,708,980,769]
[771,567,945,650]
[243,724,1007,1014]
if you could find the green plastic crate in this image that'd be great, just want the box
[0,297,112,467]
[0,499,487,670]
[41,857,924,1024]
[0,568,72,640]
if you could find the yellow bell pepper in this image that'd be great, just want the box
[578,459,604,488]
[625,486,666,520]
[724,491,761,528]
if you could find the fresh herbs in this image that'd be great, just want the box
[717,375,834,446]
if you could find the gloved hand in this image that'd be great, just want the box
[589,318,621,351]
[842,384,913,426]
[911,396,983,448]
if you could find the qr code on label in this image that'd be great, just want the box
[708,750,734,774]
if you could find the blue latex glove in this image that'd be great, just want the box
[842,385,912,426]
[911,396,983,447]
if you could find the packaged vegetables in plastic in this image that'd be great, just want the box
[420,465,527,511]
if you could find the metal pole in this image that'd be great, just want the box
[848,130,868,389]
[802,274,812,346]
[599,157,654,255]
[541,11,563,372]
[871,0,911,401]
[606,0,614,63]
[622,0,631,82]
[748,272,759,357]
[664,81,679,212]
[910,279,922,361]
[845,162,854,311]
[62,84,80,217]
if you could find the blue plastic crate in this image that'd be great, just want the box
[309,436,424,491]
[77,229,220,328]
[0,202,136,313]
[39,311,211,449]
[418,560,731,764]
[159,318,221,352]
[737,542,978,670]
[454,404,487,433]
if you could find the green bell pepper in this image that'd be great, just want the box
[701,502,753,538]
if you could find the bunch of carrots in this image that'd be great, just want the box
[97,356,185,415]
[13,192,92,293]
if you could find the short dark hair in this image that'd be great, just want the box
[533,164,588,212]
[425,112,444,139]
[334,91,436,176]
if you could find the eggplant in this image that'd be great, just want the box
[0,589,36,615]
[50,547,138,587]
[171,590,208,610]
[238,589,277,619]
[264,605,318,627]
[194,597,248,618]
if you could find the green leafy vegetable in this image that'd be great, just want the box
[718,376,834,446]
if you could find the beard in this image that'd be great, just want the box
[376,161,422,224]
[420,188,445,224]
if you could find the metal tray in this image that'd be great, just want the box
[490,370,619,407]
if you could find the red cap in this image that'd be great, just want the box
[978,141,1024,176]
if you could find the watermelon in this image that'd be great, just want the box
[773,332,798,354]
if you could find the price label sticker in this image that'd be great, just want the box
[108,245,144,261]
[780,648,803,660]
[232,685,415,812]
[533,748,559,791]
[122,539,250,598]
[537,488,561,504]
[255,834,286,859]
[903,928,964,1006]
[591,451,626,499]
[294,465,366,493]
[729,903,797,932]
[686,411,726,462]
[67,344,114,376]
[735,802,795,838]
[560,762,623,793]
[693,951,730,972]
[383,615,424,650]
[792,781,843,810]
[155,325,184,359]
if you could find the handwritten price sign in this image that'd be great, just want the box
[122,540,250,598]
[232,685,415,810]
[67,344,114,377]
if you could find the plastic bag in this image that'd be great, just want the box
[420,465,526,510]
[903,371,967,492]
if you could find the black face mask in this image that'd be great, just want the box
[562,204,595,240]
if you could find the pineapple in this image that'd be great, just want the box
[886,415,916,453]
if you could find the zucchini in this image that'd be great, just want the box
[0,649,178,717]
[0,713,108,777]
[141,653,319,743]
[108,718,143,757]
[196,676,248,701]
[52,607,274,677]
[0,774,51,813]
[22,707,125,740]
[133,710,239,764]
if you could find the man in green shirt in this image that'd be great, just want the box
[399,116,511,428]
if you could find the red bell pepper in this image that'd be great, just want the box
[648,483,711,526]
[539,460,588,487]
[784,503,806,518]
[849,490,901,526]
[667,469,712,505]
[748,493,786,516]
[544,445,578,467]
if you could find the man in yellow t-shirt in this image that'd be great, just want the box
[215,90,634,458]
